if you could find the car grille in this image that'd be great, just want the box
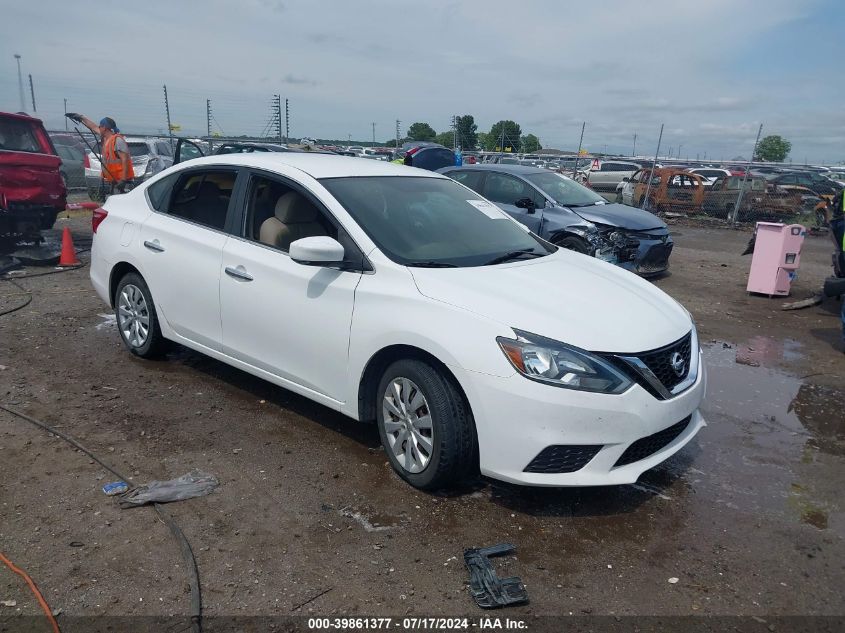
[636,243,673,274]
[614,416,692,467]
[523,445,602,474]
[639,333,692,392]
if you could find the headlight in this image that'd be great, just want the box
[497,329,632,394]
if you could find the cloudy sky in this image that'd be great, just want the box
[1,0,843,162]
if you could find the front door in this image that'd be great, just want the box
[219,171,363,402]
[138,167,240,350]
[480,171,545,233]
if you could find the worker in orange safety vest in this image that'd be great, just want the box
[65,113,135,193]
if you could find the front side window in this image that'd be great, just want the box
[447,170,484,193]
[244,174,337,252]
[165,170,237,231]
[320,176,552,267]
[483,173,539,206]
[524,172,605,208]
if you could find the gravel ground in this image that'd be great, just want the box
[1,217,843,630]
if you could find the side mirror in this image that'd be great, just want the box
[621,177,630,182]
[514,197,537,213]
[289,236,345,267]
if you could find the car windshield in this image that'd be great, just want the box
[524,172,607,207]
[320,176,553,267]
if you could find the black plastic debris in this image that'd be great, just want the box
[463,543,528,609]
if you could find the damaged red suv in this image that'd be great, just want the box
[0,111,66,246]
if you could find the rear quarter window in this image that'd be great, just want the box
[0,117,44,153]
[146,174,177,210]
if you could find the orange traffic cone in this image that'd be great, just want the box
[58,226,81,267]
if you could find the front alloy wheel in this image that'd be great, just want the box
[376,359,475,490]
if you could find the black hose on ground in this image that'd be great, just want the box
[0,404,202,633]
[0,279,33,317]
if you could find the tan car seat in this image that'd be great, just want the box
[259,191,327,250]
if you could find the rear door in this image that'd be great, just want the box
[138,167,242,350]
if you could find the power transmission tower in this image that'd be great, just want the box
[632,133,637,157]
[163,85,173,148]
[451,115,458,150]
[285,98,289,143]
[395,119,401,149]
[206,99,213,152]
[273,95,282,144]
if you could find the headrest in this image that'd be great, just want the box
[275,192,318,223]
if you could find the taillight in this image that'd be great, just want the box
[92,207,108,233]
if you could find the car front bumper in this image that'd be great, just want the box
[459,349,706,486]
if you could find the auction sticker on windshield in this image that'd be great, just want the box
[466,199,506,219]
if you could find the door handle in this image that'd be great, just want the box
[225,266,254,282]
[143,239,165,253]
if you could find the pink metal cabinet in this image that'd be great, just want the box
[746,222,806,296]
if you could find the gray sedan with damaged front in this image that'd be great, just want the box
[438,164,673,277]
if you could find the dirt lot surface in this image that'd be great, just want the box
[1,217,844,629]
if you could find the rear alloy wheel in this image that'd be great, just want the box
[114,273,168,358]
[555,236,591,254]
[376,359,474,490]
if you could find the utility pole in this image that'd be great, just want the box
[641,123,664,210]
[28,75,36,112]
[14,54,25,112]
[678,144,683,159]
[395,119,401,149]
[285,98,289,143]
[64,98,68,131]
[452,115,458,150]
[206,99,213,153]
[163,85,174,148]
[372,122,376,145]
[573,121,586,179]
[731,123,763,225]
[632,133,637,157]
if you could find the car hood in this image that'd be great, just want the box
[565,202,666,231]
[409,250,691,354]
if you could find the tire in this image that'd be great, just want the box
[113,272,169,358]
[554,235,591,254]
[376,359,475,490]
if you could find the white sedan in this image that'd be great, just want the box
[90,153,705,489]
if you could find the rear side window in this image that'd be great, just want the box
[446,170,484,193]
[163,169,238,231]
[0,117,42,153]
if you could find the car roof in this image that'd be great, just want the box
[174,152,445,179]
[441,164,548,176]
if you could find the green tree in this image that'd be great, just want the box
[755,135,791,162]
[521,134,542,153]
[407,122,436,142]
[486,120,522,152]
[434,132,454,147]
[476,132,490,150]
[455,114,478,150]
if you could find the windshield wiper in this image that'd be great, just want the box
[483,249,544,266]
[406,261,459,268]
[566,201,604,207]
